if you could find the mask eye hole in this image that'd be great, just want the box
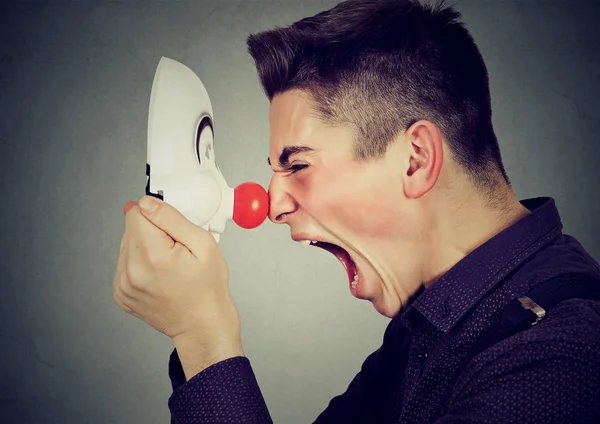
[205,142,212,161]
[196,115,213,165]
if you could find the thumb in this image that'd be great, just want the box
[137,196,211,252]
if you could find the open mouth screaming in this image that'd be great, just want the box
[297,239,359,291]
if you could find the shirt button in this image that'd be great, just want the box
[442,299,451,316]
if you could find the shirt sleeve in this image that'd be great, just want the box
[435,339,600,424]
[167,316,410,424]
[167,349,273,424]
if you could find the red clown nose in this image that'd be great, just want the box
[232,182,269,229]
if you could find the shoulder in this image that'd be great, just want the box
[445,299,600,422]
[535,297,600,341]
[460,298,600,387]
[476,298,600,366]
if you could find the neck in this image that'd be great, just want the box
[419,183,531,288]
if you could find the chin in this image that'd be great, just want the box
[370,299,399,318]
[355,274,400,318]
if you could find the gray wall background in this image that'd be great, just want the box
[1,0,599,423]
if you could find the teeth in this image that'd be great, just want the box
[351,273,358,289]
[298,240,319,247]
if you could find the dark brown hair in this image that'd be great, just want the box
[247,0,511,196]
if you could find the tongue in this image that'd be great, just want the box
[314,242,356,283]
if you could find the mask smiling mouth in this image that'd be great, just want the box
[296,239,359,289]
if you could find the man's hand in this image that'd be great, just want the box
[113,196,244,379]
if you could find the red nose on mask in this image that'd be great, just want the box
[233,182,269,229]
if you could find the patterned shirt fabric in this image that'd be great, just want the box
[167,197,600,423]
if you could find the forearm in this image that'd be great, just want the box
[173,334,244,381]
[167,299,273,423]
[172,299,244,381]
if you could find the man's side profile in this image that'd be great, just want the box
[113,0,600,423]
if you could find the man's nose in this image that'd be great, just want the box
[268,175,297,224]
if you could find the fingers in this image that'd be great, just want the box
[114,232,133,313]
[114,229,145,315]
[113,285,133,314]
[115,201,151,316]
[119,232,127,254]
[135,196,213,258]
[113,247,147,316]
[124,240,154,292]
[114,232,128,290]
[123,200,137,215]
[126,204,175,264]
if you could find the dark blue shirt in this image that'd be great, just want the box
[167,197,600,423]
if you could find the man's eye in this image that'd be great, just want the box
[289,164,308,173]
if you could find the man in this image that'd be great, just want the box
[114,0,600,423]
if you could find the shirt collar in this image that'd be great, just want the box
[407,197,563,333]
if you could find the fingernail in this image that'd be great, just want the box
[139,196,158,213]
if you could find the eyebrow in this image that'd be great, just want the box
[267,145,314,168]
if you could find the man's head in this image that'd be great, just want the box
[246,0,524,317]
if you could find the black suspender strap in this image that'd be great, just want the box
[465,272,600,365]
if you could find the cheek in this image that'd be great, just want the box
[331,190,400,238]
[302,169,401,239]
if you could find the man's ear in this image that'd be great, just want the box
[403,120,444,199]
